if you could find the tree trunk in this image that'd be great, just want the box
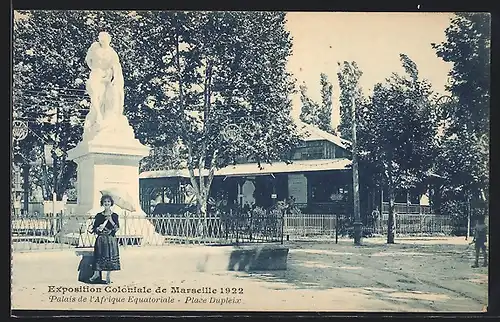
[387,183,396,244]
[197,199,208,238]
[40,152,52,201]
[52,155,59,200]
[22,164,30,215]
[55,159,74,201]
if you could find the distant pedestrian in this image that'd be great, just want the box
[471,216,488,268]
[88,195,121,283]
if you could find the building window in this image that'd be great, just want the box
[292,141,325,160]
[309,174,349,203]
[335,147,349,158]
[325,142,336,159]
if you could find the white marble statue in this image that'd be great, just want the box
[83,32,132,141]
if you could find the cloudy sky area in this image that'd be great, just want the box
[285,12,454,127]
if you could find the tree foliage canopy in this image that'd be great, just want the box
[432,12,490,137]
[359,54,438,191]
[13,10,300,207]
[337,61,365,141]
[299,73,334,133]
[431,13,490,215]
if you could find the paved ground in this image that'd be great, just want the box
[11,237,488,312]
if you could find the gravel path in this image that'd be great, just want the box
[11,237,488,313]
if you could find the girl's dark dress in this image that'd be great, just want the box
[91,212,121,271]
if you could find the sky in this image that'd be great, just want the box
[284,12,455,128]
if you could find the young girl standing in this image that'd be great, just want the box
[89,195,121,283]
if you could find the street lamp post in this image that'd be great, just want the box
[350,85,362,245]
[12,120,30,215]
[466,192,471,240]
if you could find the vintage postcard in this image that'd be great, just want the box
[11,10,490,314]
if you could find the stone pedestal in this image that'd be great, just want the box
[68,132,148,215]
[63,122,163,246]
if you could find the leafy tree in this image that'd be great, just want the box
[299,73,334,133]
[13,10,171,200]
[336,61,381,229]
[431,13,490,219]
[117,11,185,148]
[359,54,438,243]
[299,82,320,125]
[164,11,300,225]
[13,11,301,224]
[121,12,300,224]
[433,131,489,223]
[13,10,144,200]
[337,61,365,140]
[432,13,490,137]
[139,140,187,172]
[318,73,334,133]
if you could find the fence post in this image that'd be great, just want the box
[58,210,65,232]
[49,213,54,237]
[394,213,397,236]
[406,193,410,216]
[123,211,128,248]
[335,214,339,244]
[249,211,253,242]
[280,210,284,245]
[57,211,62,235]
[51,192,57,237]
[302,212,306,237]
[466,196,471,240]
[58,210,63,249]
[285,211,288,243]
[330,214,333,237]
[323,214,326,236]
[226,209,231,240]
[236,210,239,245]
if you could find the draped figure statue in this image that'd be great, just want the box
[83,32,130,141]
